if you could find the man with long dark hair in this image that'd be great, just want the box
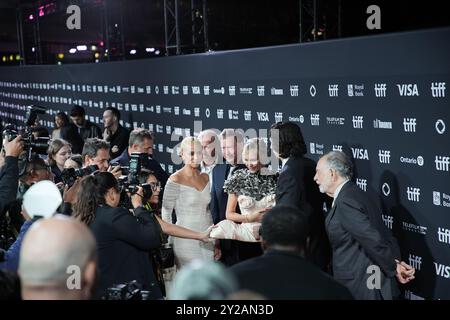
[270,121,330,271]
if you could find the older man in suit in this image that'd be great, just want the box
[231,205,353,300]
[314,151,415,299]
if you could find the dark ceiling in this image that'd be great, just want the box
[1,0,449,65]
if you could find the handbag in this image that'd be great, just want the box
[148,210,175,269]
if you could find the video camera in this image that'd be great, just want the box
[2,105,49,157]
[103,280,153,300]
[117,153,153,207]
[60,165,99,187]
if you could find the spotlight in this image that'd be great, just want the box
[155,50,160,55]
[77,45,87,51]
[94,52,100,58]
[28,14,34,21]
[146,47,155,53]
[129,49,137,55]
[57,53,64,59]
[91,45,97,51]
[69,48,77,54]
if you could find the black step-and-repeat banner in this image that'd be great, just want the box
[1,27,449,299]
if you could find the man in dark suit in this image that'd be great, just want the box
[111,128,168,187]
[270,121,330,271]
[210,129,246,266]
[230,205,353,299]
[313,151,415,300]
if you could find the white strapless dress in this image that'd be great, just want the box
[210,194,275,242]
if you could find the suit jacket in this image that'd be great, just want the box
[210,163,246,265]
[326,181,399,300]
[275,156,331,270]
[89,205,163,299]
[59,124,84,154]
[106,125,130,159]
[230,249,353,300]
[0,156,19,215]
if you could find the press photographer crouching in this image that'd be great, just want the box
[72,172,213,299]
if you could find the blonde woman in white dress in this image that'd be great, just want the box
[210,138,278,242]
[162,137,221,268]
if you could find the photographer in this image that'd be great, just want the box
[0,136,24,215]
[82,138,121,177]
[72,172,212,299]
[112,128,168,187]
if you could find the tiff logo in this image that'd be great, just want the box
[352,116,364,129]
[274,112,283,123]
[382,215,393,230]
[374,83,387,97]
[408,254,422,271]
[328,84,339,97]
[437,227,450,244]
[356,178,367,192]
[332,145,343,152]
[407,187,421,202]
[381,214,394,230]
[310,114,320,126]
[244,111,252,121]
[378,150,391,164]
[431,82,446,97]
[403,118,417,132]
[257,86,265,96]
[290,85,299,97]
[435,156,450,171]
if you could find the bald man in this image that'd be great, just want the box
[19,215,97,300]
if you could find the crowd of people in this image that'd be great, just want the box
[0,105,416,300]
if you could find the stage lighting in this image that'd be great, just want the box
[77,45,87,51]
[2,56,6,62]
[146,47,155,53]
[69,48,77,54]
[57,53,64,59]
[91,45,98,51]
[16,55,21,61]
[130,49,137,55]
[94,52,100,58]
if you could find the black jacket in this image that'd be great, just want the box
[89,205,163,299]
[326,181,399,300]
[275,156,331,270]
[231,249,353,300]
[0,156,19,215]
[106,125,130,159]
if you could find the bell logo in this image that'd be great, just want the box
[257,86,265,96]
[435,156,450,171]
[435,119,446,134]
[397,84,419,96]
[408,254,422,271]
[407,187,421,202]
[309,85,317,97]
[431,82,446,97]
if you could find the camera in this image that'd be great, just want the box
[2,105,49,157]
[117,153,153,208]
[60,165,99,187]
[103,280,153,300]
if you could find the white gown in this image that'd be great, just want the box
[161,179,214,268]
[210,169,278,242]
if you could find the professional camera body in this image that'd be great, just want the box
[103,280,153,300]
[60,165,99,187]
[2,105,49,157]
[118,152,153,207]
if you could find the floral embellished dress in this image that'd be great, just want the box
[210,169,278,242]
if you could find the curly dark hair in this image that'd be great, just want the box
[270,121,307,158]
[73,172,118,225]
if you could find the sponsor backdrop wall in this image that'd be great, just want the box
[1,28,449,299]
